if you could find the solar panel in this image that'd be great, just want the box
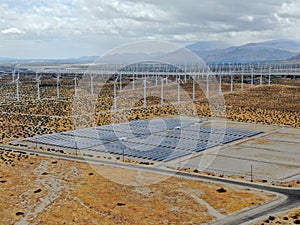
[18,118,263,162]
[24,133,105,150]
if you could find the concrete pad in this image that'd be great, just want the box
[279,128,300,135]
[239,139,300,154]
[201,120,281,132]
[185,155,299,181]
[180,121,300,182]
[261,132,300,143]
[217,147,300,167]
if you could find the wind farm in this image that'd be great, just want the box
[0,0,300,224]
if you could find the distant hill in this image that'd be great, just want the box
[68,56,99,63]
[2,39,300,64]
[0,57,21,63]
[289,54,300,61]
[0,56,100,64]
[187,39,300,63]
[185,41,230,52]
[97,52,163,64]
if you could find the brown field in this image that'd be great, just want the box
[0,78,299,144]
[0,76,298,224]
[225,84,300,127]
[0,149,275,225]
[255,208,300,225]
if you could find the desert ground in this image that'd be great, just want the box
[0,76,298,144]
[0,75,299,224]
[0,149,276,225]
[255,208,300,225]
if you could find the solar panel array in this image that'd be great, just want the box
[19,117,262,162]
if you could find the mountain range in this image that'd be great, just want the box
[187,39,300,63]
[1,39,300,64]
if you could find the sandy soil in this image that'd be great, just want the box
[0,78,298,224]
[0,81,299,144]
[254,207,300,225]
[0,150,275,225]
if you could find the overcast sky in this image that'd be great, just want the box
[1,0,300,58]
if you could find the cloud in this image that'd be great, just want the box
[0,0,294,40]
[1,27,24,35]
[277,1,300,19]
[0,0,300,58]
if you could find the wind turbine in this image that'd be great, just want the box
[74,73,78,98]
[219,70,223,96]
[165,66,169,85]
[230,63,234,93]
[177,76,181,104]
[132,65,136,90]
[90,73,94,96]
[268,66,272,86]
[113,76,119,111]
[143,78,150,108]
[206,73,210,98]
[12,68,15,83]
[260,66,263,86]
[36,71,41,101]
[241,66,244,90]
[56,72,60,99]
[192,75,196,101]
[251,65,254,88]
[12,63,20,82]
[15,70,20,102]
[161,77,167,106]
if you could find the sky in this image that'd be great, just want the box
[0,0,300,59]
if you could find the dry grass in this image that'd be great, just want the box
[254,207,300,225]
[0,78,298,144]
[0,76,298,224]
[0,151,275,225]
[225,84,300,127]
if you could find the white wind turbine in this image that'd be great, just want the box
[12,63,20,82]
[90,73,94,96]
[56,72,60,99]
[143,78,150,108]
[12,68,15,83]
[113,76,119,111]
[36,71,41,101]
[74,72,78,98]
[161,77,167,106]
[14,70,20,102]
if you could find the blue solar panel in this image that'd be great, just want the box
[89,142,190,161]
[20,118,263,162]
[24,133,106,150]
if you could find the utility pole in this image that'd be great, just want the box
[251,164,253,182]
